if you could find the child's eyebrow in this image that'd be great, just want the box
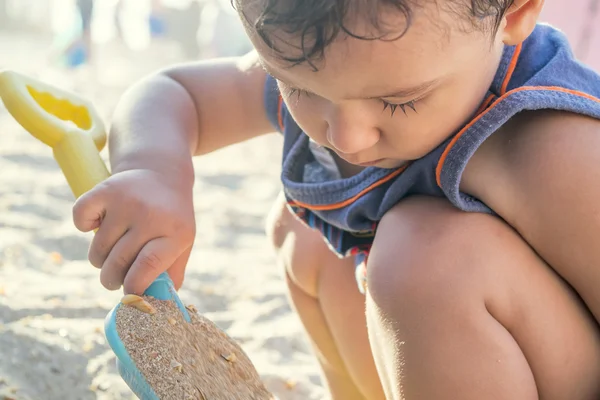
[260,60,438,99]
[372,79,439,99]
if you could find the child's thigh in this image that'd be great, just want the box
[367,196,600,399]
[265,191,346,297]
[265,192,385,398]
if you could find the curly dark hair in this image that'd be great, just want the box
[237,0,514,70]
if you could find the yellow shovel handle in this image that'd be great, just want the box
[0,70,110,198]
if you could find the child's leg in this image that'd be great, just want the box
[366,196,600,400]
[266,193,385,400]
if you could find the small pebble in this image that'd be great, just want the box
[170,360,183,373]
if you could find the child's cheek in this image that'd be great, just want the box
[284,96,329,144]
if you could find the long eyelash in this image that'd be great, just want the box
[288,88,310,101]
[382,100,417,116]
[289,88,417,117]
[289,88,300,99]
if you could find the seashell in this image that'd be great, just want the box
[121,294,157,314]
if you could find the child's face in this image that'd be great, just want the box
[244,3,506,169]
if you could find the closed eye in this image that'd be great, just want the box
[288,87,312,100]
[287,86,419,117]
[381,99,417,116]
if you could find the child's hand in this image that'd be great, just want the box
[72,168,196,295]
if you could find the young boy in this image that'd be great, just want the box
[72,0,600,398]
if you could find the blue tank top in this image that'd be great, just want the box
[263,23,600,261]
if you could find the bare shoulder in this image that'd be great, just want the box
[483,109,600,167]
[462,110,600,222]
[462,111,600,327]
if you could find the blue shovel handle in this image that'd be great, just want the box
[104,272,191,399]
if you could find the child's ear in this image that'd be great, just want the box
[500,0,545,45]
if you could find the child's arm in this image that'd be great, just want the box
[72,51,274,295]
[463,110,600,318]
[108,50,272,175]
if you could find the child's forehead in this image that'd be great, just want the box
[239,0,493,94]
[255,23,488,103]
[253,13,464,68]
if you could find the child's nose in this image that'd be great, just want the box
[326,109,380,156]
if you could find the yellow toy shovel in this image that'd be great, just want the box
[0,69,190,400]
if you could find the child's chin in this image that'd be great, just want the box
[374,159,407,169]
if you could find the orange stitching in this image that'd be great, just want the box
[276,95,284,131]
[435,86,600,187]
[475,94,496,115]
[287,163,410,211]
[500,43,522,95]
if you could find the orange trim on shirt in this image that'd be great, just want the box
[277,95,285,132]
[475,94,496,115]
[500,43,522,95]
[435,86,600,187]
[288,163,410,211]
[472,44,522,116]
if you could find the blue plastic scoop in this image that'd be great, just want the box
[106,273,191,399]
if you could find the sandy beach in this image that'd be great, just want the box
[0,29,323,400]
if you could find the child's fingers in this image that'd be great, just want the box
[123,237,183,295]
[72,187,107,232]
[99,230,145,291]
[168,246,193,291]
[88,209,129,269]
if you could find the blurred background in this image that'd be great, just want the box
[0,0,254,105]
[0,1,598,400]
[540,1,600,70]
[0,0,597,99]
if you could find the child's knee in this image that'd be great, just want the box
[265,192,339,298]
[264,192,290,250]
[366,196,510,316]
[365,197,600,400]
